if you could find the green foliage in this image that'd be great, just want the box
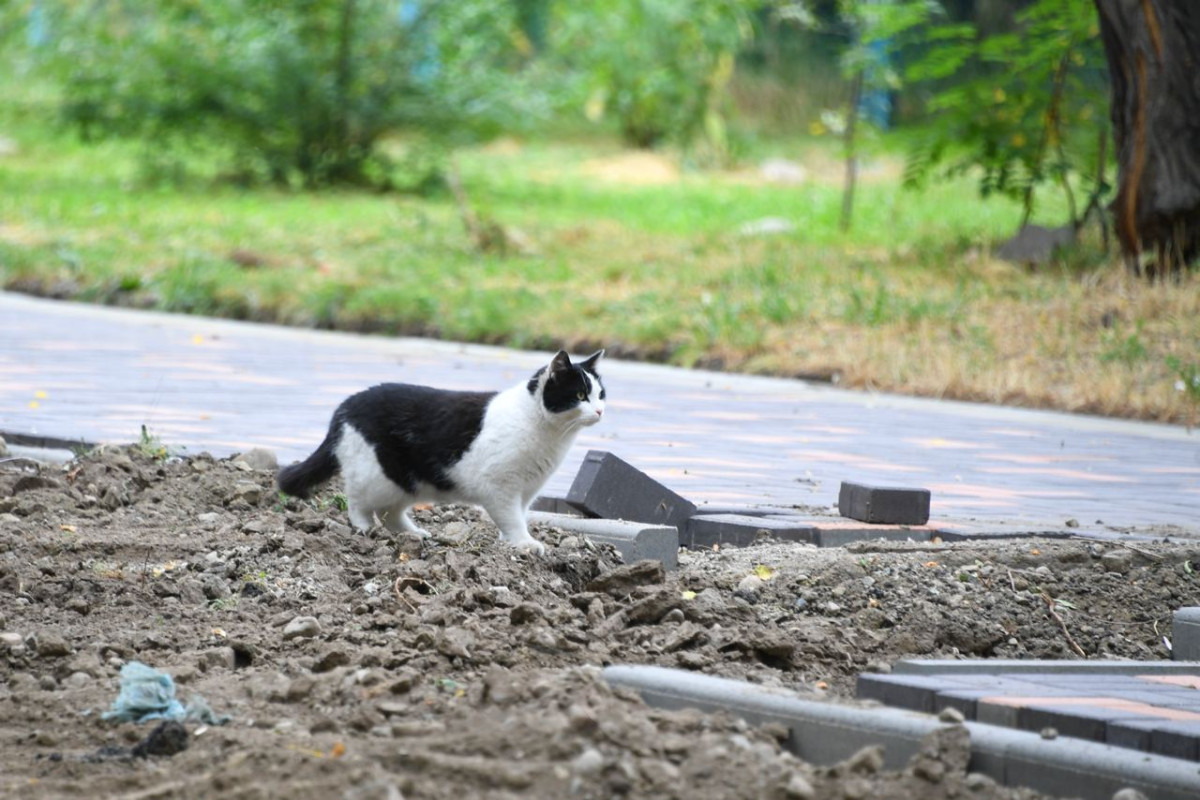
[904,0,1109,224]
[559,0,756,155]
[36,0,539,188]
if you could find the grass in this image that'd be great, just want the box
[1,80,1198,425]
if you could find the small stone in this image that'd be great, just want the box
[780,772,816,800]
[661,608,685,624]
[285,676,316,702]
[964,772,997,792]
[312,649,350,673]
[282,616,322,640]
[571,747,604,776]
[435,627,474,660]
[1111,789,1149,800]
[236,448,278,472]
[843,745,884,774]
[201,574,231,600]
[937,707,966,724]
[38,674,58,690]
[735,574,764,599]
[230,481,263,505]
[1064,518,1080,528]
[1040,726,1058,740]
[509,603,543,625]
[33,632,72,658]
[63,671,92,689]
[1,632,23,648]
[34,730,57,747]
[586,560,666,596]
[1101,549,1134,574]
[199,647,236,672]
[826,601,842,613]
[197,512,221,526]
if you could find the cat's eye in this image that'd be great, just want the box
[577,391,587,401]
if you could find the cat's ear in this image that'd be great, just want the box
[548,350,572,379]
[579,349,605,372]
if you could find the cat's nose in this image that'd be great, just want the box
[595,409,603,418]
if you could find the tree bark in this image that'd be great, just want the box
[1094,0,1200,275]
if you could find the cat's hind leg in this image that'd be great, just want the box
[482,498,544,555]
[379,504,429,538]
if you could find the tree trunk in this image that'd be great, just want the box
[1094,0,1200,275]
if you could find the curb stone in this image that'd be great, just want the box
[529,512,678,570]
[603,665,1200,800]
[1172,609,1200,661]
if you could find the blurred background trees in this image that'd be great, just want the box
[2,0,1195,271]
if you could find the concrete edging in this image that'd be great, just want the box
[893,658,1200,676]
[603,665,1200,800]
[529,512,679,570]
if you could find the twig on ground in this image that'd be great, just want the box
[1007,568,1017,592]
[392,575,436,614]
[1041,591,1086,658]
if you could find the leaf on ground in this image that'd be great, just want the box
[753,564,775,581]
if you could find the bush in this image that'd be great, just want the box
[558,0,756,154]
[39,0,540,188]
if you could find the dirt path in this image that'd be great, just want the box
[2,448,1194,798]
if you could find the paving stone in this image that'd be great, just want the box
[1108,719,1200,761]
[1172,608,1200,661]
[838,481,930,525]
[529,496,584,516]
[566,451,695,530]
[893,659,1200,676]
[683,514,816,549]
[529,512,678,570]
[689,505,809,518]
[856,674,973,714]
[809,522,933,548]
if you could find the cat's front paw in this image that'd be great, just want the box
[508,536,546,556]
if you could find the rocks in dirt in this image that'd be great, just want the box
[735,574,764,601]
[284,675,316,702]
[233,448,278,472]
[200,574,231,601]
[626,589,683,626]
[683,587,725,622]
[199,647,237,672]
[1,631,24,649]
[586,560,665,596]
[131,720,189,758]
[311,648,350,673]
[937,706,966,724]
[1101,549,1135,574]
[283,616,322,640]
[509,602,543,625]
[908,724,970,784]
[571,746,605,776]
[229,481,265,505]
[30,632,72,658]
[778,771,816,799]
[436,627,475,660]
[0,434,7,457]
[13,475,61,494]
[840,745,885,775]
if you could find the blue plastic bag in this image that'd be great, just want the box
[101,662,229,725]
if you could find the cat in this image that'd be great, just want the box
[277,349,605,554]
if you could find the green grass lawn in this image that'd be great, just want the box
[2,81,1198,425]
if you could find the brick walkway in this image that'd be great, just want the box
[2,292,1198,533]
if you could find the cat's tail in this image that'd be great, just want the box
[277,427,340,499]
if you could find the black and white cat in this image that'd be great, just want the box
[277,350,605,554]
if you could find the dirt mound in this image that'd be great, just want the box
[2,447,1193,798]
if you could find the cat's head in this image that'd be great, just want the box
[528,349,606,426]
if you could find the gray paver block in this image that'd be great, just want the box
[893,659,1200,676]
[1173,608,1200,661]
[529,495,583,516]
[838,481,930,525]
[604,664,1200,800]
[566,450,696,530]
[684,514,816,549]
[1108,719,1200,761]
[528,511,678,570]
[811,524,932,548]
[690,505,808,518]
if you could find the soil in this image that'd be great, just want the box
[2,447,1195,799]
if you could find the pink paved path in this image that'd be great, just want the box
[1,292,1197,533]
